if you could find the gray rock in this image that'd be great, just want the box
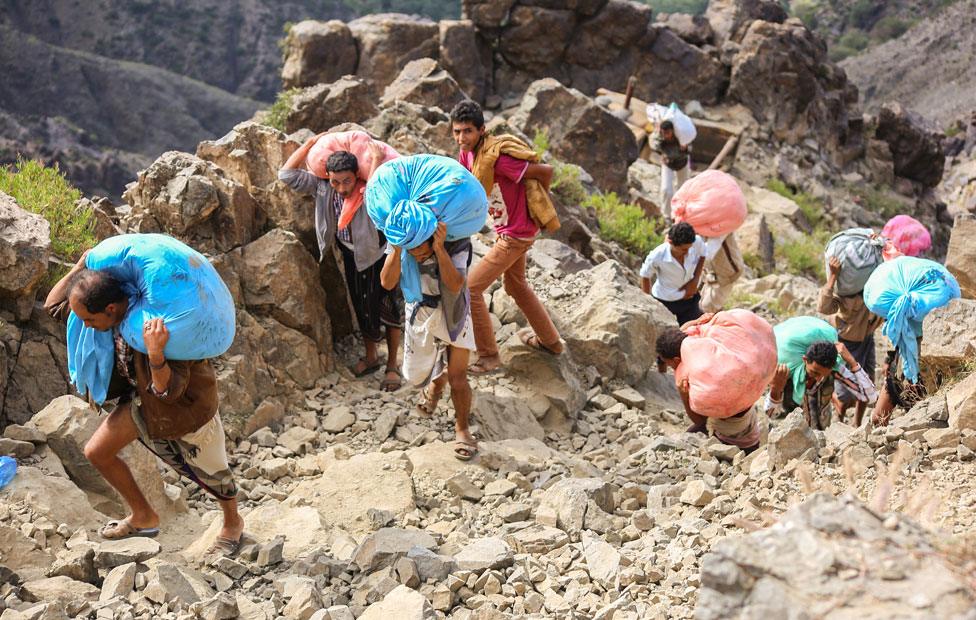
[504,524,570,554]
[538,477,615,538]
[453,537,514,572]
[47,545,96,584]
[374,410,399,441]
[0,437,34,458]
[322,406,356,433]
[0,191,51,321]
[143,562,215,606]
[582,531,621,588]
[94,537,161,569]
[190,592,240,620]
[2,423,46,444]
[767,410,818,468]
[394,557,421,588]
[256,536,285,567]
[381,58,467,112]
[282,580,323,620]
[353,528,436,572]
[99,562,137,601]
[611,387,646,409]
[406,546,456,582]
[358,584,436,620]
[446,473,483,502]
[277,426,318,455]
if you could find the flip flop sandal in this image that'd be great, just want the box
[454,439,479,461]
[416,384,443,417]
[517,328,563,356]
[206,533,247,558]
[99,519,160,540]
[468,359,502,376]
[351,358,384,378]
[380,369,402,392]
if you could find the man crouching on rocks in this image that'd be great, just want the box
[44,253,245,556]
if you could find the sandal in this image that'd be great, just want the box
[469,358,501,376]
[206,533,246,558]
[351,358,384,378]
[99,518,160,540]
[380,369,402,392]
[416,384,443,417]
[454,439,479,461]
[517,328,563,356]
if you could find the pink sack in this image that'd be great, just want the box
[671,170,747,238]
[882,215,931,257]
[306,130,400,180]
[674,309,777,418]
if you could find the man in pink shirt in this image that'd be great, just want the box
[451,100,563,374]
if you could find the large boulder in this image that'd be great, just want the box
[920,298,976,383]
[462,0,519,29]
[945,214,976,299]
[499,6,576,75]
[874,102,945,188]
[31,395,183,517]
[728,20,860,165]
[548,260,673,385]
[439,20,490,103]
[290,451,416,535]
[696,494,976,619]
[662,12,715,46]
[510,78,638,192]
[1,309,70,427]
[364,101,457,156]
[281,20,359,90]
[196,122,315,250]
[1,465,107,529]
[947,372,976,431]
[705,0,787,45]
[121,151,262,254]
[0,191,51,321]
[627,26,728,106]
[381,58,468,113]
[283,77,378,135]
[941,158,976,217]
[349,14,440,92]
[239,228,332,351]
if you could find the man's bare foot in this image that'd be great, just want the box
[454,426,478,461]
[127,509,160,530]
[469,355,501,375]
[219,513,245,543]
[351,356,383,377]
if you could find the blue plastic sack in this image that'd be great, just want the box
[67,234,236,403]
[773,316,839,401]
[364,154,488,302]
[863,256,960,383]
[0,456,17,489]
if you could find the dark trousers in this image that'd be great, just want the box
[656,293,703,326]
[339,244,404,342]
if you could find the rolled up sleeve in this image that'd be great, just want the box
[148,360,193,403]
[278,168,320,194]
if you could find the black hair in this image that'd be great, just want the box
[656,327,688,360]
[804,340,838,369]
[67,269,126,314]
[667,221,696,246]
[660,120,674,131]
[450,99,485,129]
[325,150,358,175]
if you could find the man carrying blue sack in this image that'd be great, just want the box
[368,154,488,461]
[44,247,245,557]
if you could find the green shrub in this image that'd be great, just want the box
[871,16,914,41]
[791,0,820,28]
[742,251,766,275]
[585,192,664,256]
[532,130,550,159]
[723,290,762,311]
[265,88,300,132]
[551,162,588,207]
[765,179,825,229]
[0,159,93,264]
[849,184,906,219]
[775,230,830,282]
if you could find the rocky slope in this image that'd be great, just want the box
[840,0,976,126]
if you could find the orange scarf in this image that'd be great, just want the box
[337,180,366,230]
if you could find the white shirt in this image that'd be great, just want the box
[639,236,707,301]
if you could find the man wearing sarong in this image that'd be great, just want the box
[44,253,244,555]
[279,138,404,390]
[818,255,883,425]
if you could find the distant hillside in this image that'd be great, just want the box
[0,24,260,198]
[839,0,976,126]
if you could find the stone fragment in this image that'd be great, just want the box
[94,537,161,569]
[143,562,215,606]
[611,387,646,409]
[353,528,436,572]
[767,410,818,468]
[281,20,358,89]
[278,426,318,455]
[358,584,436,620]
[99,562,137,601]
[20,576,99,616]
[483,479,517,497]
[0,438,33,458]
[281,580,323,620]
[680,480,716,507]
[946,214,976,299]
[47,545,96,584]
[538,477,615,538]
[256,536,285,567]
[453,537,514,572]
[504,524,570,554]
[582,531,621,588]
[394,557,421,588]
[381,58,467,112]
[406,546,455,582]
[948,373,976,431]
[322,406,356,433]
[0,191,51,321]
[446,473,483,501]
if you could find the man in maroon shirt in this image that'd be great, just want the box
[450,100,563,374]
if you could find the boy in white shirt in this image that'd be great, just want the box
[639,222,714,325]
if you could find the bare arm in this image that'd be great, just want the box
[523,162,553,193]
[281,134,322,170]
[45,251,89,309]
[380,247,402,291]
[682,257,705,299]
[819,256,841,314]
[640,276,651,295]
[431,223,463,294]
[365,140,386,180]
[143,318,174,395]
